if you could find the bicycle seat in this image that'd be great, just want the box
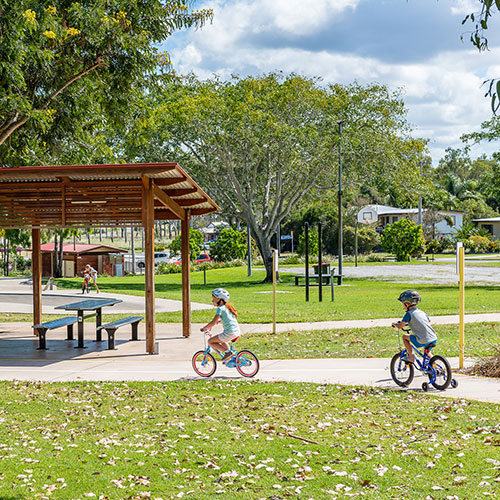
[231,336,240,343]
[425,342,436,349]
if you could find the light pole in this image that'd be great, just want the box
[417,160,423,226]
[337,121,343,285]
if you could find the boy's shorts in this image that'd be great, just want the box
[217,331,241,342]
[410,335,436,349]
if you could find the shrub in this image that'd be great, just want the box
[281,254,301,265]
[488,239,500,253]
[381,218,425,261]
[425,239,440,254]
[297,227,319,256]
[365,253,386,262]
[169,229,203,260]
[210,228,247,262]
[467,235,490,253]
[344,224,381,255]
[436,236,455,253]
[156,263,182,274]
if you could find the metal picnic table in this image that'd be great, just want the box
[55,298,123,348]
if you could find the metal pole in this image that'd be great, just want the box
[204,264,207,286]
[305,222,309,302]
[338,121,343,285]
[272,249,278,334]
[418,161,423,226]
[318,222,323,302]
[355,221,358,267]
[247,227,252,276]
[459,245,465,369]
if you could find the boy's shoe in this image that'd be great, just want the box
[221,351,233,362]
[403,356,414,365]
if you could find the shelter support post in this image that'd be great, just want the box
[181,210,191,337]
[142,176,156,353]
[32,228,42,330]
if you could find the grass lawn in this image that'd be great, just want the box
[45,267,500,324]
[242,322,500,359]
[0,380,498,500]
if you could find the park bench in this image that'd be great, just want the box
[32,316,79,350]
[293,270,342,286]
[97,316,144,349]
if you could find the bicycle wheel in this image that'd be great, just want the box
[427,355,452,390]
[236,350,260,377]
[192,351,216,377]
[390,353,414,387]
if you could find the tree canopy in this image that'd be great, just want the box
[0,0,212,166]
[124,73,426,280]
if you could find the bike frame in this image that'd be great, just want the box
[200,332,251,369]
[396,327,439,384]
[396,346,439,384]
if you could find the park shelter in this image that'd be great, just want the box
[0,163,219,353]
[39,243,128,277]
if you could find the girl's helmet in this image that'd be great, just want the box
[397,290,421,305]
[211,288,230,302]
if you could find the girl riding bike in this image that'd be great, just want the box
[200,288,240,362]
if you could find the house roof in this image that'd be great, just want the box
[40,243,127,254]
[473,217,500,223]
[360,204,467,216]
[0,162,219,229]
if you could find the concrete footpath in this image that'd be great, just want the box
[0,318,499,405]
[0,277,499,404]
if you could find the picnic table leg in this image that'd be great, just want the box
[76,310,85,348]
[95,308,102,342]
[66,324,74,341]
[131,321,139,341]
[106,328,116,350]
[36,328,48,350]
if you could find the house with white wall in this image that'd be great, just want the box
[357,204,465,237]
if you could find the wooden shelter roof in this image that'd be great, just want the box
[0,162,219,229]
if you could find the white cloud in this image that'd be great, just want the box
[450,0,477,16]
[169,0,500,164]
[263,0,359,35]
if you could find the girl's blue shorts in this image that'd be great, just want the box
[410,335,436,349]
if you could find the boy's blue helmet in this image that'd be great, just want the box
[212,288,230,302]
[398,290,421,305]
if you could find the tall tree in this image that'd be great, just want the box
[126,74,426,280]
[0,0,212,166]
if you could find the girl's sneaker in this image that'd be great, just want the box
[221,351,233,362]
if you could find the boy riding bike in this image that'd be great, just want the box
[392,290,437,365]
[200,288,240,362]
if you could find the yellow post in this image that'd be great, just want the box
[459,245,465,369]
[272,250,277,334]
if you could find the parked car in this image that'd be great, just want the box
[174,252,213,265]
[136,252,171,269]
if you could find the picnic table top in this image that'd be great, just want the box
[55,298,123,311]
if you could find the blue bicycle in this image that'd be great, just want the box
[390,327,458,391]
[192,331,260,378]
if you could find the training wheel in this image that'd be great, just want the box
[450,378,458,388]
[422,382,429,392]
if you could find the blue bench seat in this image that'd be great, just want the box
[32,316,79,350]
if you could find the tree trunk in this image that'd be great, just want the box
[251,227,279,283]
[54,234,63,278]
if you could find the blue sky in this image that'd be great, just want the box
[166,0,500,165]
